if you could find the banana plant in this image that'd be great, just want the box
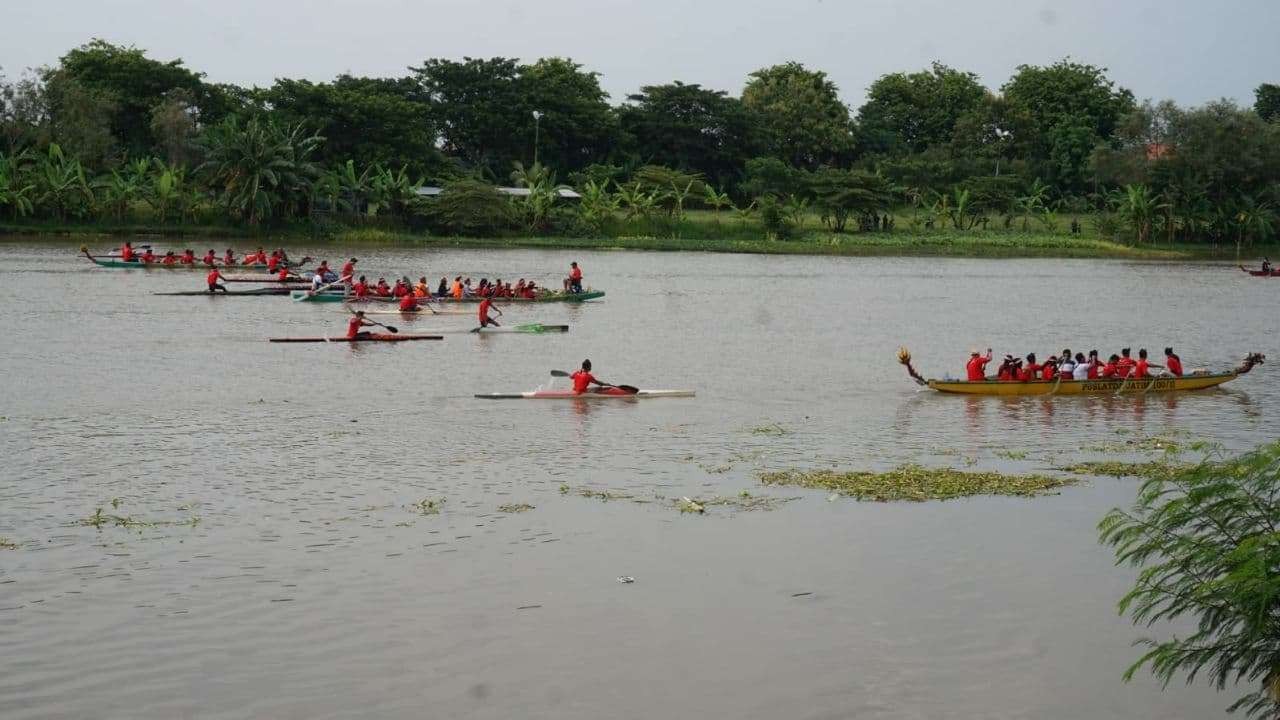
[783,194,810,231]
[576,179,618,229]
[0,151,36,219]
[370,165,423,218]
[36,144,93,221]
[615,182,659,222]
[702,186,733,224]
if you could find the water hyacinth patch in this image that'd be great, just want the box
[1058,460,1192,481]
[760,465,1077,502]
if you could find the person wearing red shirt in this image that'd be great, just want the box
[520,282,538,299]
[1132,348,1151,379]
[965,348,992,381]
[1018,354,1042,382]
[393,279,410,298]
[276,268,291,282]
[341,258,357,280]
[206,268,227,293]
[995,356,1016,381]
[398,293,420,311]
[161,251,178,265]
[375,278,392,297]
[119,242,136,262]
[571,359,604,394]
[223,249,236,265]
[267,252,281,273]
[347,311,375,339]
[1041,358,1058,381]
[202,249,217,266]
[1086,350,1101,379]
[141,248,157,263]
[1100,354,1120,378]
[476,296,502,330]
[352,276,370,298]
[1164,347,1183,376]
[180,249,195,265]
[564,261,583,293]
[243,247,266,265]
[1116,348,1135,377]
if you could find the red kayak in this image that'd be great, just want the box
[268,334,443,343]
[1240,265,1280,277]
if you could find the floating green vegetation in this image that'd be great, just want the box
[760,465,1077,502]
[560,485,634,501]
[747,422,791,436]
[410,498,446,515]
[498,503,535,513]
[79,507,200,529]
[0,538,18,550]
[995,449,1029,460]
[1058,460,1192,481]
[1085,432,1207,456]
[673,491,799,514]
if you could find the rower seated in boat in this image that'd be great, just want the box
[376,278,392,297]
[180,249,196,265]
[966,348,992,381]
[1164,347,1183,376]
[996,355,1017,381]
[202,249,217,266]
[1018,354,1041,381]
[353,276,371,298]
[393,279,411,298]
[1071,353,1091,380]
[1100,354,1121,378]
[162,251,178,265]
[1041,357,1058,381]
[120,241,138,262]
[224,249,236,265]
[347,311,376,340]
[571,359,605,394]
[1132,348,1152,379]
[398,293,420,311]
[1116,348,1135,377]
[413,277,430,297]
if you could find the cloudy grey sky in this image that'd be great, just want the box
[6,0,1279,108]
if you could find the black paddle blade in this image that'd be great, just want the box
[616,385,640,394]
[550,370,571,377]
[384,325,399,333]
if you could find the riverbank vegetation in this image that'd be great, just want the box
[2,41,1279,257]
[1099,441,1280,719]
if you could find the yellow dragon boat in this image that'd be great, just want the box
[897,348,1264,396]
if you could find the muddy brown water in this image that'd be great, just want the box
[1,242,1274,718]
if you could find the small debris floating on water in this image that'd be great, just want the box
[760,465,1077,502]
[410,498,445,515]
[617,576,635,584]
[677,497,706,514]
[0,538,18,550]
[1056,460,1191,481]
[497,503,535,513]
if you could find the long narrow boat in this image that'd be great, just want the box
[1240,265,1280,277]
[80,248,308,271]
[291,289,605,303]
[352,306,473,316]
[476,388,695,399]
[414,324,568,334]
[155,286,312,296]
[897,347,1264,396]
[269,334,443,344]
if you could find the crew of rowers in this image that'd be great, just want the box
[965,347,1186,382]
[118,242,296,270]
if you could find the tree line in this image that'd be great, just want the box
[1,39,1278,247]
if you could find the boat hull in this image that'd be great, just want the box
[292,290,605,303]
[475,388,694,399]
[1241,265,1280,277]
[87,256,273,271]
[268,334,443,343]
[926,373,1238,396]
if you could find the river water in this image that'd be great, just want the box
[0,241,1274,719]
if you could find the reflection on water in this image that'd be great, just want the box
[0,244,1273,719]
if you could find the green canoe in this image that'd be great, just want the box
[290,289,606,303]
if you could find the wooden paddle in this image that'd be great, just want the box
[296,273,352,301]
[348,307,397,333]
[549,370,638,394]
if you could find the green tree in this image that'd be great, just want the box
[0,150,37,218]
[740,156,804,198]
[41,72,118,167]
[197,116,322,224]
[619,82,760,190]
[149,89,199,167]
[741,62,853,168]
[422,178,513,235]
[807,168,897,232]
[55,39,212,156]
[0,70,49,155]
[34,143,93,220]
[857,62,987,154]
[1099,441,1280,720]
[1255,83,1280,123]
[520,58,619,172]
[262,75,440,176]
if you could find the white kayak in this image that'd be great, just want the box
[475,388,695,399]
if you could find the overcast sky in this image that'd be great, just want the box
[6,0,1278,109]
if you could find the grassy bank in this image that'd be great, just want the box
[2,214,1272,260]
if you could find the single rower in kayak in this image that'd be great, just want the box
[571,359,607,394]
[348,311,377,340]
[207,268,228,293]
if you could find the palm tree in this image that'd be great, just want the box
[197,116,322,224]
[1234,195,1276,258]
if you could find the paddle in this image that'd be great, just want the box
[550,370,639,394]
[295,273,352,301]
[348,306,397,333]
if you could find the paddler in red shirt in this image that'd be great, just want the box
[141,248,157,263]
[276,268,291,282]
[1163,347,1183,376]
[1086,350,1101,378]
[162,251,178,265]
[1041,357,1058,381]
[352,276,370,298]
[267,251,281,273]
[1100,354,1120,378]
[1116,348,1135,378]
[564,261,583,293]
[965,348,992,381]
[375,278,391,297]
[393,278,410,298]
[347,311,375,340]
[207,268,227,293]
[476,296,502,329]
[223,249,236,265]
[398,292,420,311]
[341,258,357,280]
[119,242,136,262]
[571,359,605,394]
[1132,348,1151,379]
[202,249,217,266]
[180,249,195,265]
[1018,353,1041,382]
